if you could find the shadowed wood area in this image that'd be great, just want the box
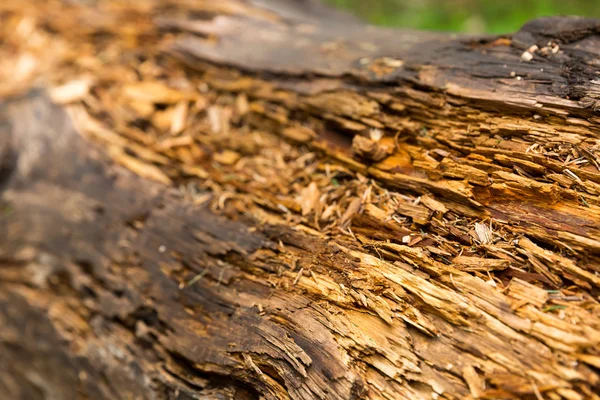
[1,1,599,399]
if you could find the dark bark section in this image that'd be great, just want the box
[0,94,244,398]
[172,3,600,114]
[0,93,365,399]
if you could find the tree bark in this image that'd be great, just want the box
[1,1,600,399]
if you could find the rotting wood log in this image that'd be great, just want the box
[1,1,600,399]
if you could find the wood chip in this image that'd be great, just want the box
[453,256,509,271]
[298,182,321,216]
[396,202,431,225]
[155,135,194,151]
[207,105,231,134]
[340,197,362,227]
[474,222,492,245]
[108,146,171,185]
[180,165,209,179]
[170,100,188,135]
[123,81,189,104]
[420,195,448,214]
[153,108,175,132]
[213,150,240,165]
[351,135,392,162]
[462,365,484,399]
[49,78,91,104]
[281,126,317,143]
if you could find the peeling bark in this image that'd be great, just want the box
[1,1,600,400]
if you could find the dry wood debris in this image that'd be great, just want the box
[1,1,600,399]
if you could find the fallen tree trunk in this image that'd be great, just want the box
[1,1,600,399]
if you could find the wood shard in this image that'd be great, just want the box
[123,81,190,104]
[170,100,189,135]
[474,222,493,245]
[298,182,321,216]
[396,202,431,225]
[340,197,362,227]
[420,195,448,214]
[352,135,393,162]
[281,126,317,143]
[213,150,241,165]
[505,277,549,308]
[49,78,91,104]
[108,146,172,185]
[462,365,485,399]
[453,256,509,271]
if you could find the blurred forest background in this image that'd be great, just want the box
[324,0,600,33]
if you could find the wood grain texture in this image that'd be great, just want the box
[1,1,600,399]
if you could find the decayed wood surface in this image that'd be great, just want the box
[1,0,600,399]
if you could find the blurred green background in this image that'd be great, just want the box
[323,0,600,34]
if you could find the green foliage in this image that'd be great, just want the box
[324,0,600,33]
